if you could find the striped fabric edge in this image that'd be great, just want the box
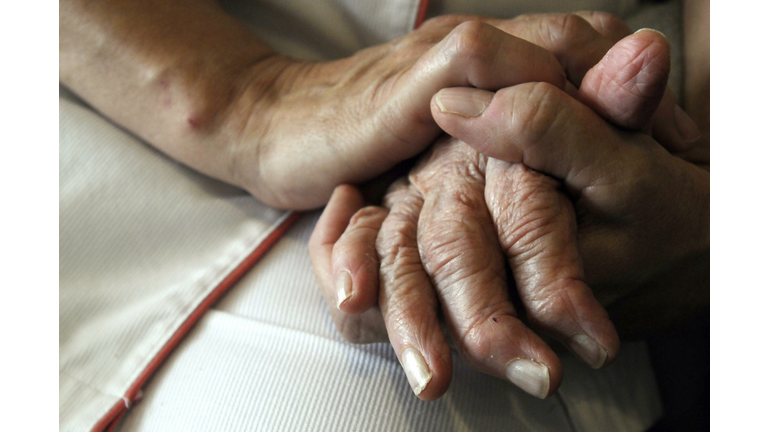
[92,211,302,432]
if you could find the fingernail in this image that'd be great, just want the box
[336,270,353,308]
[435,88,491,117]
[674,105,702,143]
[401,347,433,395]
[634,28,667,39]
[567,334,608,369]
[505,359,550,399]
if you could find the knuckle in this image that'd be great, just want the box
[417,199,502,287]
[544,13,597,49]
[348,206,387,230]
[444,21,496,66]
[411,137,486,183]
[487,165,568,255]
[376,205,424,277]
[506,82,564,146]
[412,147,485,187]
[419,221,490,282]
[377,217,418,264]
[385,299,439,335]
[523,278,581,326]
[499,198,562,254]
[558,13,595,42]
[382,182,421,211]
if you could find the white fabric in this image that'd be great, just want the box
[218,0,422,60]
[115,213,662,432]
[59,91,291,431]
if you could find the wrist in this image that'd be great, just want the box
[220,56,314,205]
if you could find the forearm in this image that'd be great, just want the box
[59,0,280,185]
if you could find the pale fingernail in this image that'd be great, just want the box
[435,88,491,117]
[505,359,550,399]
[634,28,667,39]
[336,270,353,308]
[401,347,432,395]
[674,105,702,143]
[567,334,608,369]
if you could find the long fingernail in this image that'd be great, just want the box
[402,347,432,395]
[674,105,702,143]
[505,359,550,399]
[336,270,353,308]
[435,88,491,117]
[567,334,608,369]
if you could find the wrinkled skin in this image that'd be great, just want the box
[310,22,708,400]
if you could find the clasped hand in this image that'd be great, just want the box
[310,13,708,400]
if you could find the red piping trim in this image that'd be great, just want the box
[92,211,302,432]
[414,0,430,29]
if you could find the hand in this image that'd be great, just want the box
[244,13,700,209]
[62,2,699,211]
[434,83,709,337]
[311,23,698,399]
[61,1,574,210]
[183,16,573,209]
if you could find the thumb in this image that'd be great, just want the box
[577,29,670,131]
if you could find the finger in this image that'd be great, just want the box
[495,14,700,149]
[376,181,452,400]
[431,83,648,198]
[578,29,670,130]
[411,140,562,398]
[309,184,388,343]
[495,13,615,87]
[485,160,619,368]
[396,20,567,128]
[332,205,388,313]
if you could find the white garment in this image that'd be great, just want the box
[60,0,684,430]
[115,212,663,432]
[59,89,294,431]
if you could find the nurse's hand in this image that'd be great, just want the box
[244,13,699,209]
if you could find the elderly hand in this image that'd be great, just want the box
[311,22,706,400]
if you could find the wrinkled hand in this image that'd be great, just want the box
[434,82,709,337]
[311,20,706,400]
[232,13,698,209]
